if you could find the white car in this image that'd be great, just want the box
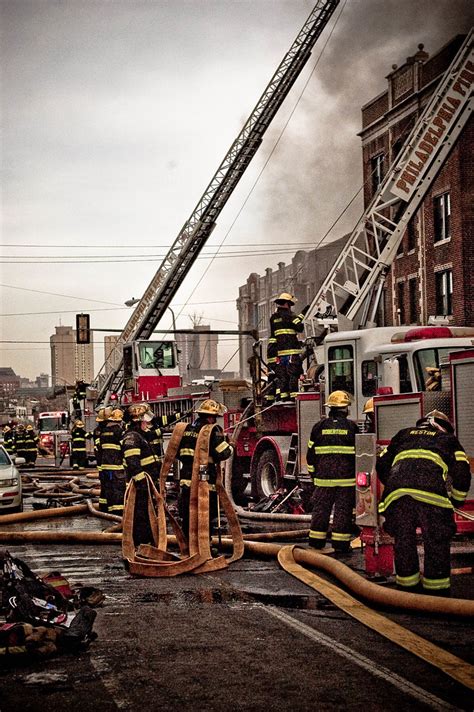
[0,445,23,513]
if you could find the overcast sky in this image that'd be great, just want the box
[1,0,473,381]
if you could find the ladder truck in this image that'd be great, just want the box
[91,0,340,407]
[229,31,474,523]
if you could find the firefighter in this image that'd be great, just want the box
[24,424,39,466]
[263,337,278,403]
[269,293,309,401]
[307,390,358,553]
[176,399,234,540]
[3,426,16,457]
[70,419,88,470]
[376,410,471,595]
[144,404,184,467]
[122,404,163,546]
[93,407,112,512]
[14,424,28,461]
[100,409,126,515]
[363,398,375,433]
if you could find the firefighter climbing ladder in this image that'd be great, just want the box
[95,0,340,402]
[304,30,473,336]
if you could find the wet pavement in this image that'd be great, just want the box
[0,466,473,711]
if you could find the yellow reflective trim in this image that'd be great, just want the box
[321,429,349,435]
[307,440,314,448]
[179,448,195,457]
[393,449,448,478]
[162,415,168,425]
[278,349,301,356]
[331,532,352,541]
[314,446,355,455]
[268,337,277,344]
[133,472,147,481]
[309,530,327,539]
[72,447,86,452]
[102,465,124,471]
[0,646,28,655]
[124,448,141,457]
[102,443,121,451]
[451,487,467,500]
[180,479,192,487]
[396,572,421,587]
[141,455,158,466]
[215,441,230,454]
[455,451,469,463]
[378,488,452,512]
[274,328,297,336]
[307,465,315,473]
[422,577,450,590]
[313,477,355,487]
[109,504,124,512]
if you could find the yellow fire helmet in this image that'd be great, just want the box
[324,390,352,408]
[96,407,111,422]
[128,403,149,420]
[26,424,34,430]
[108,408,124,422]
[363,398,374,414]
[274,292,296,306]
[74,420,84,428]
[196,399,227,416]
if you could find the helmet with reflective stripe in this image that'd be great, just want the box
[96,407,113,422]
[275,292,296,306]
[108,409,124,422]
[324,390,352,408]
[196,399,227,416]
[74,420,84,428]
[423,409,453,433]
[128,403,148,421]
[363,398,374,414]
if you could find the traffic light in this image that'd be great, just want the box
[76,313,91,344]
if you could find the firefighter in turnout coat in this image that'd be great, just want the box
[307,390,358,552]
[176,399,233,539]
[99,409,126,515]
[376,410,471,594]
[3,426,16,457]
[70,420,88,470]
[122,404,164,546]
[93,407,112,512]
[269,293,309,401]
[24,424,39,466]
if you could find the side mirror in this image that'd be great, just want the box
[14,457,26,465]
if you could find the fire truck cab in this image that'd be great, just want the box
[122,339,181,403]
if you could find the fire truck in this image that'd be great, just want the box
[37,411,70,456]
[88,7,472,536]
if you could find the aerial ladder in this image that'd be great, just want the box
[94,0,340,403]
[304,30,473,337]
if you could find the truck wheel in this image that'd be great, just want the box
[251,449,282,501]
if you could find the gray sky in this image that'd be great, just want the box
[1,0,473,381]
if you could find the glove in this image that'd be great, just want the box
[301,304,310,316]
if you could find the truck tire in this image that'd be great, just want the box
[251,449,283,501]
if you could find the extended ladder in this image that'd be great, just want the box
[95,0,340,401]
[304,30,473,336]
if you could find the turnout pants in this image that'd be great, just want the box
[275,355,303,400]
[383,496,455,592]
[102,469,127,516]
[309,485,355,551]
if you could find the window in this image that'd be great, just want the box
[397,282,405,325]
[414,347,464,391]
[397,355,412,393]
[407,221,416,251]
[361,360,377,396]
[328,345,354,395]
[139,341,175,370]
[435,269,453,316]
[408,278,418,324]
[433,192,451,242]
[371,154,384,193]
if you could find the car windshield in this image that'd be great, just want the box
[414,347,465,391]
[0,448,11,466]
[39,417,63,431]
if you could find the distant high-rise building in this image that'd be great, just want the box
[104,335,122,375]
[176,325,218,384]
[35,373,49,388]
[50,325,94,387]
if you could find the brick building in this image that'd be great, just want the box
[360,35,473,327]
[237,236,348,376]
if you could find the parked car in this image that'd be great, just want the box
[0,445,23,513]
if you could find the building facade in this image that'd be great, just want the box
[359,36,473,327]
[50,325,94,387]
[237,236,348,377]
